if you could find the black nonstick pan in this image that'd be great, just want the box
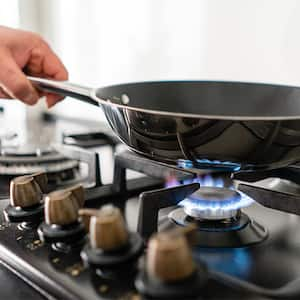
[28,76,300,172]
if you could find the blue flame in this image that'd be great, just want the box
[184,175,225,188]
[179,190,254,211]
[178,159,241,172]
[165,174,227,188]
[166,175,254,212]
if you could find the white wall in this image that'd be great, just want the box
[38,0,300,119]
[199,1,300,84]
[44,0,300,84]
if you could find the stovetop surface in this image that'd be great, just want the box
[0,192,299,300]
[2,113,300,299]
[0,262,45,300]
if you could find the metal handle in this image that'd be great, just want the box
[27,76,99,106]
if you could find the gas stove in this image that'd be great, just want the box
[0,134,300,299]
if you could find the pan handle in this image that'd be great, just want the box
[27,76,99,106]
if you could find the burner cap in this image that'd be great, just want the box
[1,145,53,157]
[180,187,254,220]
[0,145,79,176]
[168,208,268,247]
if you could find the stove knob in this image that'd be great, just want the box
[64,184,85,208]
[38,184,86,246]
[45,184,85,226]
[10,172,47,208]
[79,208,99,232]
[81,204,144,270]
[5,172,47,225]
[30,171,48,192]
[90,205,129,251]
[146,231,196,282]
[135,229,207,299]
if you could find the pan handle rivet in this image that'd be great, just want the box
[121,94,130,104]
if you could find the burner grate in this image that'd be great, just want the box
[137,183,267,247]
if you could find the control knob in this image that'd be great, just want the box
[38,184,86,247]
[90,205,129,251]
[135,228,207,300]
[4,172,47,226]
[147,231,196,282]
[81,204,144,269]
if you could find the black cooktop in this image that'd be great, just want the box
[0,185,299,300]
[0,263,45,300]
[1,122,300,299]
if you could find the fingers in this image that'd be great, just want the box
[43,48,68,108]
[0,47,40,105]
[0,29,68,107]
[26,43,68,108]
[0,88,11,98]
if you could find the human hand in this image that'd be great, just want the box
[0,26,68,107]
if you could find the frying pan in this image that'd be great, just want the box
[28,76,300,172]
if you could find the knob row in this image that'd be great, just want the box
[8,172,198,283]
[6,172,206,299]
[6,171,86,228]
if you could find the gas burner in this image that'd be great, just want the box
[1,144,53,156]
[180,187,254,220]
[168,208,268,247]
[0,145,79,176]
[1,148,300,299]
[138,183,268,248]
[0,145,82,198]
[170,207,243,229]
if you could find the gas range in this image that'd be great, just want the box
[0,127,300,299]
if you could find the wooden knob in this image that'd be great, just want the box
[146,231,196,282]
[45,185,84,226]
[78,208,99,232]
[31,172,48,192]
[89,205,129,251]
[10,174,44,208]
[64,184,85,208]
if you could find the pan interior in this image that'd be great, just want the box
[95,81,300,119]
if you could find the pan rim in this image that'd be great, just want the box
[90,79,300,121]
